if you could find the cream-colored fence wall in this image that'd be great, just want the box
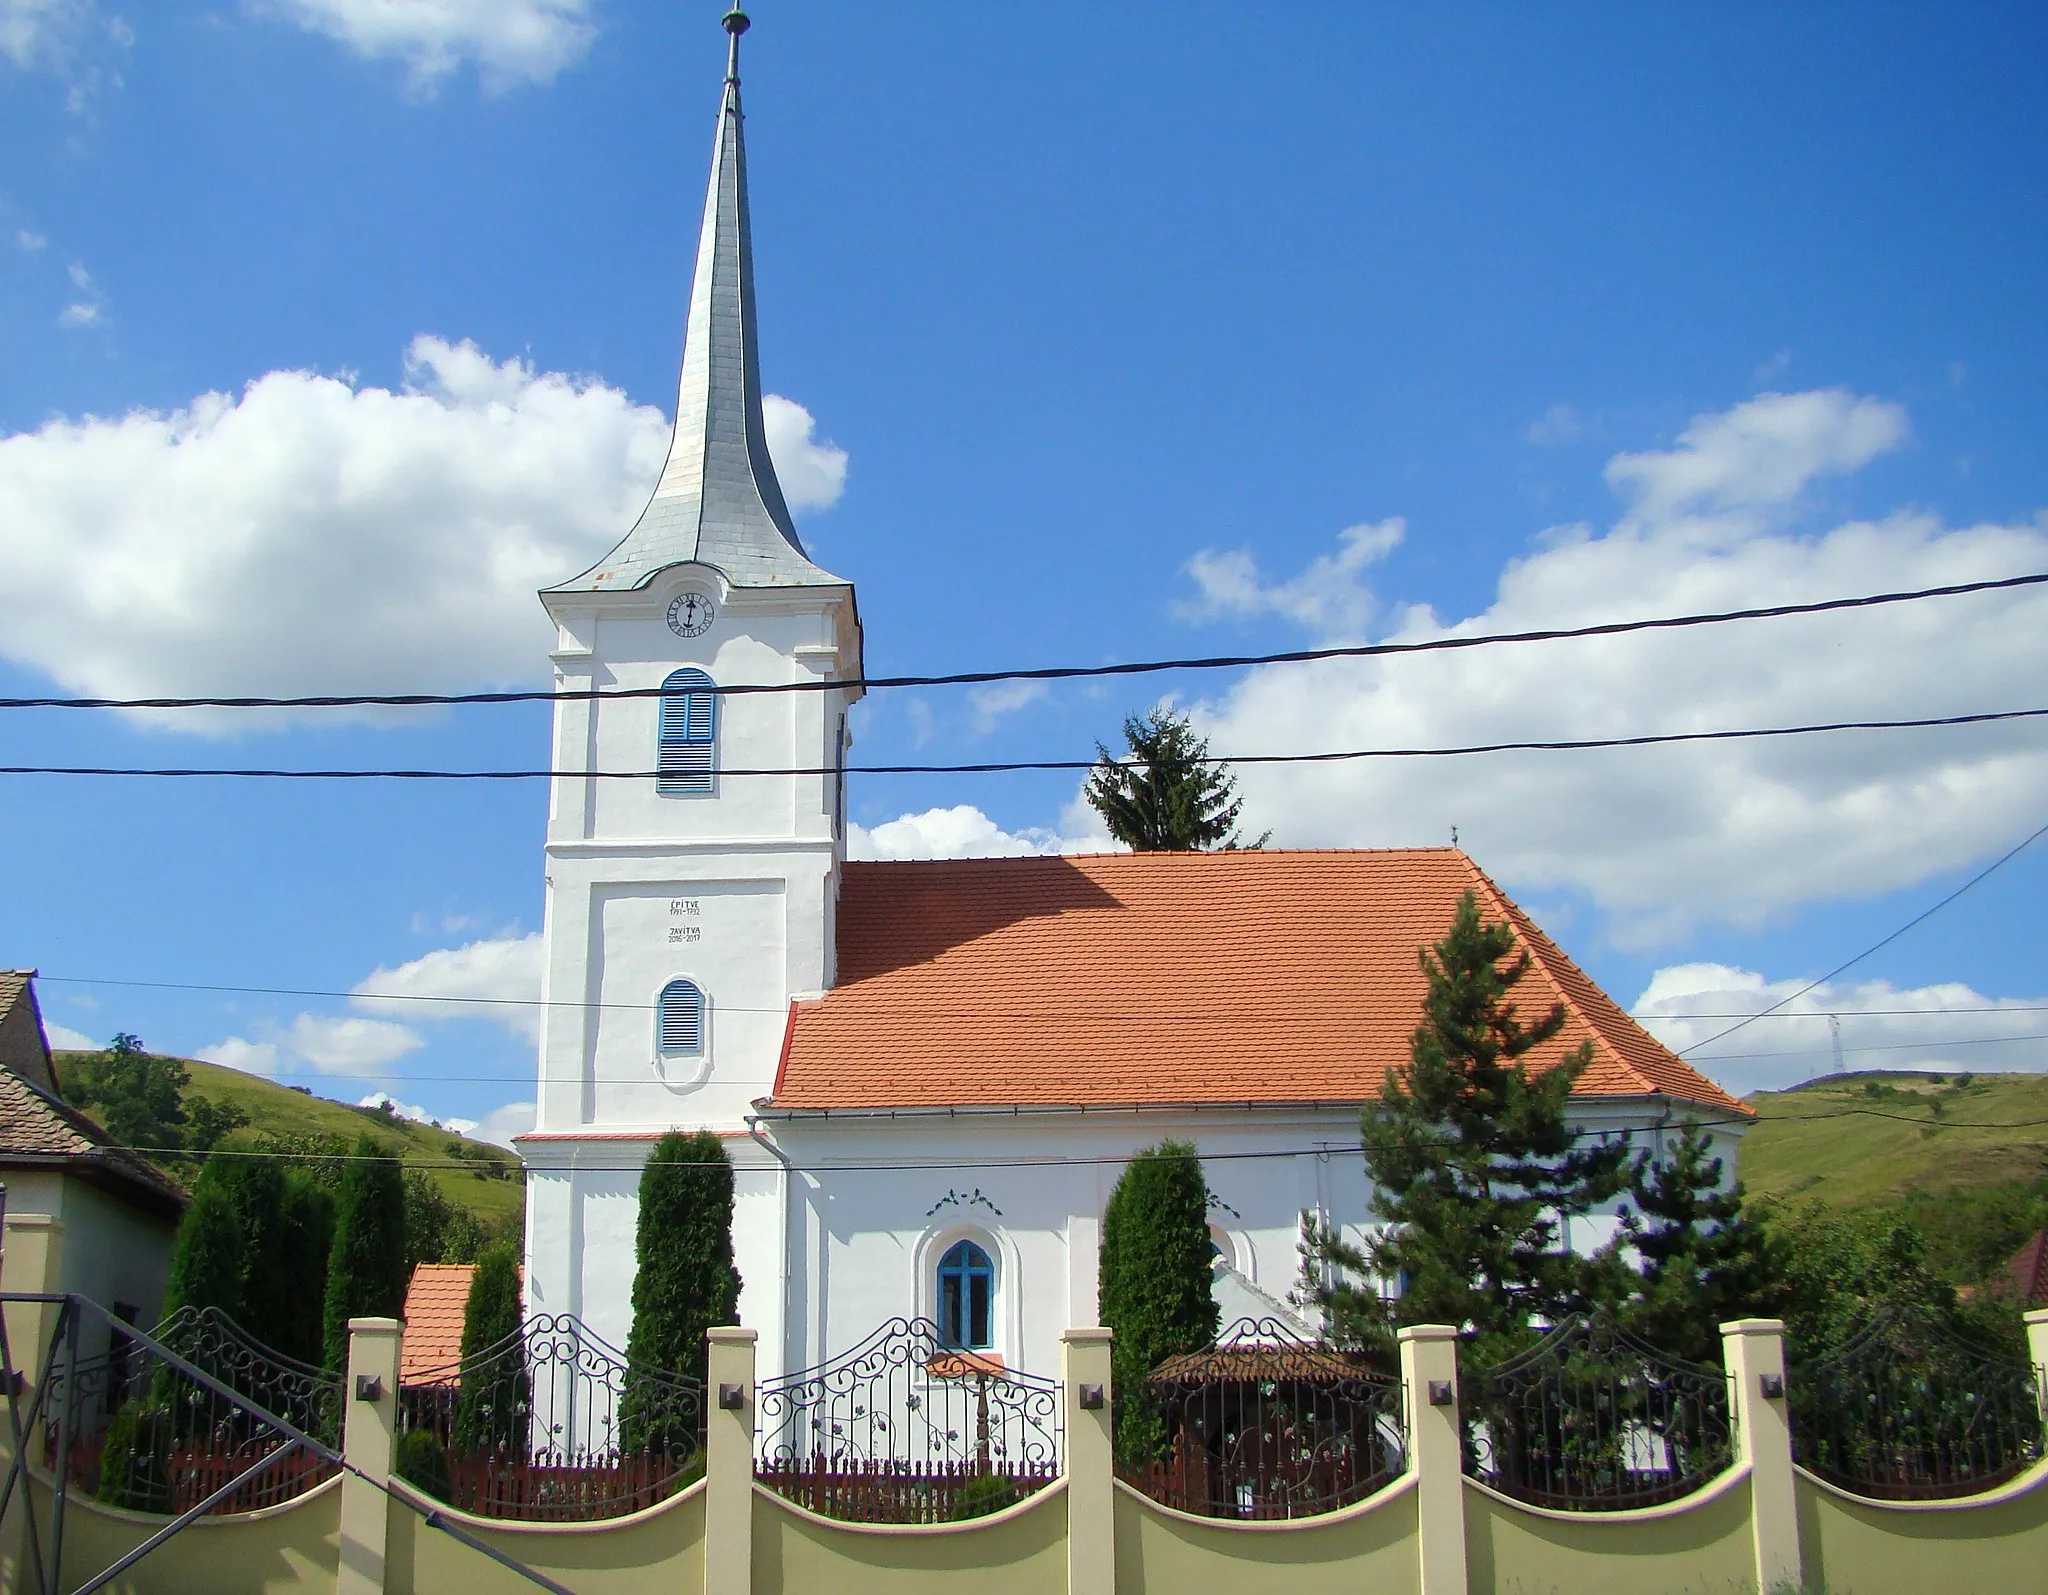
[5,1305,2048,1595]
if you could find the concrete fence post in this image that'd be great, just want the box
[1397,1324,1467,1595]
[2027,1309,2048,1424]
[1722,1318,1801,1595]
[1061,1327,1114,1595]
[0,1214,65,1399]
[705,1326,757,1595]
[338,1316,402,1595]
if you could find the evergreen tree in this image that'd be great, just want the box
[623,1131,741,1448]
[1303,891,1628,1361]
[322,1135,409,1372]
[1098,1140,1219,1468]
[162,1181,246,1321]
[275,1173,337,1367]
[1084,709,1269,851]
[1617,1122,1789,1363]
[453,1244,529,1453]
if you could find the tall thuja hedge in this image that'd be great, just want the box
[323,1135,409,1373]
[274,1174,337,1367]
[453,1244,529,1454]
[622,1131,740,1452]
[1099,1140,1219,1469]
[179,1158,334,1363]
[162,1180,247,1321]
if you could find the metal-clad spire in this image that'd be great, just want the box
[555,7,840,593]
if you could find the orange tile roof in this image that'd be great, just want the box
[773,849,1746,1116]
[401,1263,496,1384]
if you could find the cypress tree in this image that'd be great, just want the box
[623,1131,740,1448]
[1098,1140,1219,1468]
[322,1135,409,1373]
[276,1173,337,1368]
[1084,709,1269,851]
[1303,890,1629,1362]
[453,1244,529,1453]
[162,1182,247,1321]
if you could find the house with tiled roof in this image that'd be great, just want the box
[0,972,186,1346]
[514,30,1748,1383]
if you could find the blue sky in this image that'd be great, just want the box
[3,1,2046,1142]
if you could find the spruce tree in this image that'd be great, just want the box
[623,1131,741,1448]
[322,1135,409,1372]
[1303,891,1628,1362]
[1084,709,1269,851]
[1618,1122,1788,1363]
[1098,1140,1219,1468]
[453,1244,529,1453]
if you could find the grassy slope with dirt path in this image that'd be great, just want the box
[1740,1070,2048,1208]
[54,1051,524,1235]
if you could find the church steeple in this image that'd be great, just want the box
[554,6,839,593]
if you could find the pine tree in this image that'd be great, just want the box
[1303,891,1628,1361]
[623,1131,741,1449]
[1084,709,1269,851]
[322,1135,409,1373]
[453,1244,529,1454]
[1618,1122,1788,1363]
[1098,1140,1219,1468]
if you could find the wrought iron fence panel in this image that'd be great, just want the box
[45,1306,342,1514]
[1461,1314,1732,1511]
[1116,1316,1406,1519]
[754,1318,1063,1523]
[1788,1303,2045,1500]
[396,1312,703,1522]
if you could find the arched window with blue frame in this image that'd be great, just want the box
[657,669,718,796]
[936,1239,995,1350]
[656,978,706,1059]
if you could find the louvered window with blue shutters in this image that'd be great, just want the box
[657,979,706,1057]
[657,669,719,796]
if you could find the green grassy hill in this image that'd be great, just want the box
[1739,1069,2048,1284]
[55,1051,524,1238]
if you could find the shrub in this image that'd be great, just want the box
[395,1428,453,1503]
[949,1471,1021,1520]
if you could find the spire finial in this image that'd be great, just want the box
[723,6,748,83]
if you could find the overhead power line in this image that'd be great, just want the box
[5,705,2043,781]
[4,570,2043,713]
[1678,814,2048,1056]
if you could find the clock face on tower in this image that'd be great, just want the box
[666,592,715,638]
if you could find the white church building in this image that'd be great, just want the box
[515,12,1749,1386]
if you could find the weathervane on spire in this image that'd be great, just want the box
[724,6,749,83]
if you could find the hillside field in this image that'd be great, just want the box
[55,1051,525,1237]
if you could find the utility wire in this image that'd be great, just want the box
[5,705,2043,781]
[5,570,2043,712]
[1678,814,2048,1057]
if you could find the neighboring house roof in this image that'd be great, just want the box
[0,970,58,1095]
[0,985,188,1222]
[772,849,1746,1115]
[400,1261,525,1384]
[2005,1230,2048,1306]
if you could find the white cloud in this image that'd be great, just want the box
[966,678,1047,735]
[1527,403,1585,446]
[356,1092,477,1135]
[1604,388,1906,521]
[57,299,100,328]
[1,0,126,111]
[762,394,847,514]
[55,260,105,328]
[261,0,595,92]
[1181,387,2048,941]
[286,1014,423,1075]
[1633,964,2048,1096]
[850,804,1071,861]
[353,931,544,1041]
[469,1098,535,1148]
[42,1019,97,1051]
[0,341,846,729]
[16,229,47,253]
[1177,519,1403,638]
[195,1037,282,1077]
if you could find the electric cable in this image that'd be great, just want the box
[4,569,2042,712]
[5,704,2043,780]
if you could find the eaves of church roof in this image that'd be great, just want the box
[549,11,843,597]
[771,849,1749,1116]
